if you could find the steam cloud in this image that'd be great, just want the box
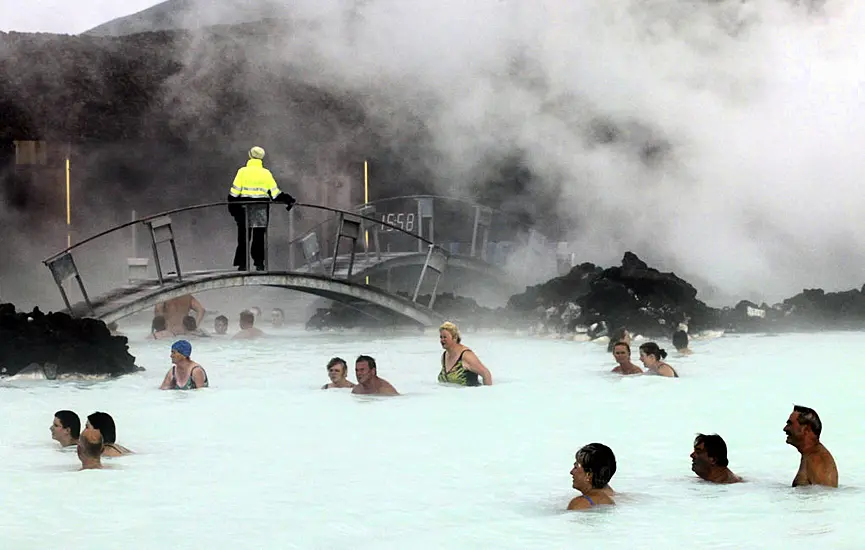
[4,0,865,309]
[157,0,865,304]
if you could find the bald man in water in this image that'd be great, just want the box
[784,405,838,488]
[77,428,104,471]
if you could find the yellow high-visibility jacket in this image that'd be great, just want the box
[229,159,284,200]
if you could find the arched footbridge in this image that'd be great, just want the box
[43,198,555,327]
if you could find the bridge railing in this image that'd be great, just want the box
[348,194,549,266]
[42,201,453,316]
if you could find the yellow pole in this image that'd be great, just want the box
[364,160,369,285]
[66,155,71,248]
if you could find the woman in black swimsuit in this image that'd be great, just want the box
[639,342,679,378]
[437,321,493,386]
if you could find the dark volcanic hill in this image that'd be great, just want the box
[0,20,367,144]
[85,0,281,37]
[0,16,553,211]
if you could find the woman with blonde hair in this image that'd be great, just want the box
[437,321,493,386]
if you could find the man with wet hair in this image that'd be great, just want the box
[322,357,355,389]
[271,308,285,328]
[214,315,229,335]
[182,315,210,338]
[232,310,265,340]
[77,428,104,470]
[351,355,399,396]
[50,410,80,448]
[785,405,838,487]
[610,342,642,375]
[87,412,133,457]
[690,433,742,484]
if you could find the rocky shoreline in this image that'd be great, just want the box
[307,252,865,337]
[3,251,862,377]
[0,303,141,378]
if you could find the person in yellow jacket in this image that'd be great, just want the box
[227,146,297,271]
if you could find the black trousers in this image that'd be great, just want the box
[233,217,266,270]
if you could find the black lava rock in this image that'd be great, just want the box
[0,304,142,378]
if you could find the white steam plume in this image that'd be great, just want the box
[163,0,865,303]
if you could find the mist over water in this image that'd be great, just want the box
[165,0,862,304]
[4,0,865,309]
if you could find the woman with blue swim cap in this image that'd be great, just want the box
[159,340,209,390]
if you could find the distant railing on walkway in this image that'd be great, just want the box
[349,194,547,264]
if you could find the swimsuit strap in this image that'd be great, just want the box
[445,349,469,372]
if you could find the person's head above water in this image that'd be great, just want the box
[639,342,667,364]
[182,316,198,332]
[691,433,729,476]
[672,330,690,351]
[271,308,285,328]
[572,443,617,490]
[439,321,461,348]
[691,433,742,484]
[355,355,377,384]
[327,357,348,381]
[785,405,823,449]
[51,410,80,446]
[171,340,192,361]
[151,315,167,332]
[214,315,228,335]
[86,412,117,444]
[607,327,630,352]
[612,342,631,363]
[78,428,103,462]
[239,310,255,329]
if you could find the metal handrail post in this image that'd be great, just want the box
[412,244,436,303]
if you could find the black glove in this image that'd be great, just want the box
[275,193,297,212]
[227,198,242,219]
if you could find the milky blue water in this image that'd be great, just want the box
[0,326,861,549]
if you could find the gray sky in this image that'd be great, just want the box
[0,0,160,34]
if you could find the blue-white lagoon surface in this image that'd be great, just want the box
[1,328,861,549]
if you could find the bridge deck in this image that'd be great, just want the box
[70,269,236,318]
[70,269,444,327]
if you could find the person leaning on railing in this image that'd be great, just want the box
[228,145,297,271]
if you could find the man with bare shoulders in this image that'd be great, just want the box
[77,428,104,470]
[322,357,355,389]
[611,342,643,375]
[351,355,398,396]
[690,433,742,484]
[155,294,206,335]
[232,310,265,340]
[784,405,838,488]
